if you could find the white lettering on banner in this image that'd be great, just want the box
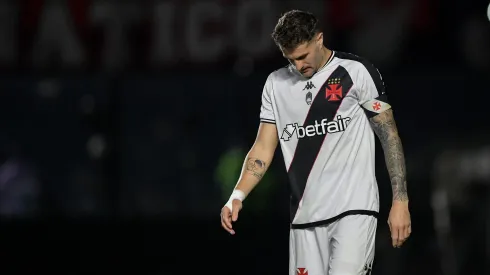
[14,0,434,70]
[235,0,274,56]
[151,2,175,64]
[186,2,225,62]
[31,2,85,68]
[91,3,141,70]
[0,3,17,65]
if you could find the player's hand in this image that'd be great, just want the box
[388,200,411,248]
[220,199,242,235]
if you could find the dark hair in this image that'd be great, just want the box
[271,10,320,50]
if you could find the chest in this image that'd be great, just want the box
[273,66,359,121]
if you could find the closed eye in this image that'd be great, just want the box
[285,54,308,63]
[296,54,307,60]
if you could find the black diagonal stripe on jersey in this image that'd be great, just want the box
[288,66,354,221]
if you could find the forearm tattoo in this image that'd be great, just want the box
[369,110,408,201]
[246,158,267,180]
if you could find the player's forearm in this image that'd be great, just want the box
[370,110,409,202]
[233,143,275,197]
[381,131,408,202]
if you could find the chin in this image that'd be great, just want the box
[302,71,314,78]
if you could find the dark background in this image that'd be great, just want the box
[1,0,489,274]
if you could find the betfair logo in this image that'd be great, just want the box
[280,116,352,142]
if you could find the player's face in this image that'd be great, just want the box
[282,33,324,78]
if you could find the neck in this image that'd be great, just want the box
[319,47,332,69]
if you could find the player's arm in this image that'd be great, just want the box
[233,72,278,197]
[357,62,411,247]
[221,73,278,235]
[369,110,408,202]
[220,122,278,234]
[369,109,411,247]
[356,62,408,203]
[234,122,278,197]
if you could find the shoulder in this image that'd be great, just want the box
[334,51,377,69]
[268,64,299,83]
[333,51,381,78]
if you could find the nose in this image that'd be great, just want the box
[294,60,306,71]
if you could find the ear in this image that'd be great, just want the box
[316,32,323,47]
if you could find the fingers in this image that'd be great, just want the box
[387,220,396,247]
[397,230,404,247]
[398,224,411,247]
[390,224,399,248]
[398,222,411,247]
[231,200,241,222]
[220,207,235,235]
[221,200,242,235]
[404,224,411,240]
[388,220,411,248]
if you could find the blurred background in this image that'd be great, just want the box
[0,0,489,274]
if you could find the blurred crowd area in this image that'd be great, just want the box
[0,0,489,274]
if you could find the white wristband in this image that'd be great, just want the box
[224,189,246,211]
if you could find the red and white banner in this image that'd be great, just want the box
[0,0,434,71]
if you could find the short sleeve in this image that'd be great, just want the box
[357,62,391,118]
[259,74,276,124]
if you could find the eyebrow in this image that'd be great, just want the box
[285,53,308,60]
[296,54,307,60]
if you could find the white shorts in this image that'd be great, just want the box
[289,215,377,275]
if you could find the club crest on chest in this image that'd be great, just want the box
[302,81,315,105]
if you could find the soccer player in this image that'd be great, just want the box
[220,10,411,275]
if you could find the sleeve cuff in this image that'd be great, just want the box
[260,118,276,124]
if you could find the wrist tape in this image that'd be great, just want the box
[225,189,246,211]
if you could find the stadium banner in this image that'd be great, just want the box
[0,0,431,71]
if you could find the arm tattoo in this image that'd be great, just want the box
[246,158,267,180]
[369,109,409,202]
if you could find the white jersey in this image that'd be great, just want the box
[259,51,391,228]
